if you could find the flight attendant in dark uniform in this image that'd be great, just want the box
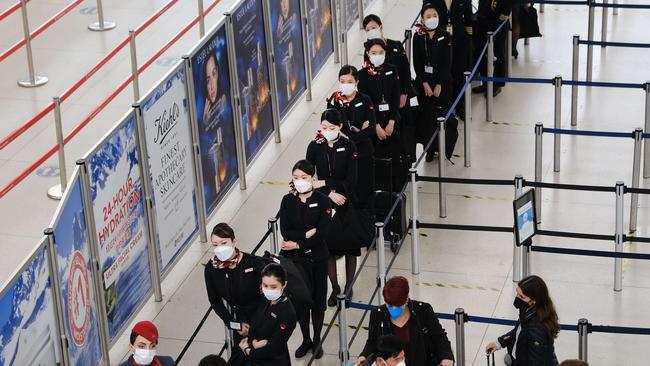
[237,263,297,366]
[357,39,403,192]
[326,65,376,209]
[306,108,359,307]
[363,14,416,165]
[279,160,332,359]
[204,223,265,358]
[413,3,453,162]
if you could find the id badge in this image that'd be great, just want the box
[378,103,390,112]
[410,96,419,107]
[230,322,242,331]
[424,65,434,74]
[446,24,453,36]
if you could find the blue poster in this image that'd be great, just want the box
[191,24,239,217]
[87,113,153,342]
[306,0,333,77]
[233,0,275,162]
[270,0,307,118]
[345,0,359,30]
[0,243,60,366]
[53,174,103,366]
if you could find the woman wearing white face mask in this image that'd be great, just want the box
[235,263,296,366]
[118,321,175,366]
[204,222,266,360]
[279,160,332,359]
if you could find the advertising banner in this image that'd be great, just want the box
[52,174,103,366]
[141,64,199,272]
[233,0,275,162]
[87,112,152,342]
[306,0,333,77]
[0,242,60,366]
[190,23,240,217]
[344,0,359,30]
[270,0,307,118]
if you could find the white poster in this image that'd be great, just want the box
[141,64,199,272]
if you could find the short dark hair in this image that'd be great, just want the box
[321,109,343,126]
[262,263,287,285]
[560,360,589,366]
[364,38,387,52]
[211,222,235,240]
[291,159,315,176]
[375,334,403,360]
[198,354,227,366]
[338,65,359,80]
[421,2,439,17]
[362,14,382,29]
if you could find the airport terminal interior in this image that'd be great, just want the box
[1,0,649,365]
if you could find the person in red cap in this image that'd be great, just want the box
[356,276,454,366]
[118,320,176,366]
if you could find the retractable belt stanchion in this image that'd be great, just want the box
[376,222,386,306]
[47,97,67,200]
[571,35,580,127]
[454,308,467,366]
[601,0,609,47]
[629,128,643,233]
[17,0,47,88]
[300,0,313,101]
[269,217,279,254]
[262,0,282,144]
[578,318,590,362]
[409,167,420,275]
[340,0,348,65]
[357,0,364,30]
[513,175,524,282]
[486,32,494,122]
[437,117,447,218]
[337,294,350,365]
[129,30,140,103]
[198,0,205,38]
[644,82,650,178]
[506,17,512,78]
[587,0,595,82]
[553,76,562,172]
[464,72,472,167]
[534,123,543,223]
[88,0,116,31]
[614,181,624,292]
[332,0,340,63]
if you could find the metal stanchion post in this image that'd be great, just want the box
[506,17,512,78]
[357,0,364,30]
[437,117,447,218]
[129,31,140,103]
[629,128,643,233]
[521,243,531,278]
[340,0,348,65]
[486,32,494,122]
[376,222,386,305]
[332,0,340,63]
[337,294,350,365]
[47,97,68,200]
[601,0,609,47]
[464,72,472,167]
[269,217,279,254]
[553,76,562,172]
[454,308,467,366]
[643,81,650,178]
[578,318,589,362]
[44,229,72,366]
[614,181,624,292]
[198,0,205,38]
[262,0,282,143]
[88,0,116,31]
[300,0,313,101]
[513,175,524,282]
[17,0,48,87]
[571,35,579,127]
[409,167,420,275]
[534,123,543,223]
[540,3,545,13]
[587,1,595,82]
[404,29,413,63]
[613,0,619,15]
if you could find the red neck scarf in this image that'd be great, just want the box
[363,60,382,76]
[329,91,351,108]
[211,249,241,270]
[314,130,326,144]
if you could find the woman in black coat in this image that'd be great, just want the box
[486,275,560,365]
[204,223,265,358]
[357,276,455,366]
[413,3,453,162]
[306,109,359,307]
[278,160,332,359]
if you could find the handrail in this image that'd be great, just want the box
[0,0,29,22]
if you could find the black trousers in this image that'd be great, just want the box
[476,20,508,88]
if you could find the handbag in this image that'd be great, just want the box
[519,5,542,39]
[326,202,374,248]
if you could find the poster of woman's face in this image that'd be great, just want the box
[191,25,239,217]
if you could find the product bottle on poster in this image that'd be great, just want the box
[216,127,226,189]
[255,41,269,107]
[246,67,255,140]
[285,42,294,99]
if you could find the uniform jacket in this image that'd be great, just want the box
[326,92,377,157]
[357,63,401,128]
[478,0,513,26]
[498,307,560,366]
[425,0,474,39]
[279,191,332,261]
[306,137,358,197]
[413,30,452,87]
[245,297,297,366]
[384,39,413,96]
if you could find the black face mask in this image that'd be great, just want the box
[513,297,529,311]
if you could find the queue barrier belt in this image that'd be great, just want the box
[473,76,553,85]
[624,187,650,195]
[531,245,650,260]
[419,222,515,233]
[536,229,614,241]
[522,180,617,192]
[563,79,645,89]
[578,39,650,48]
[416,175,514,186]
[542,127,633,138]
[529,0,589,4]
[591,2,650,9]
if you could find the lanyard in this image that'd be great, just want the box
[373,71,387,103]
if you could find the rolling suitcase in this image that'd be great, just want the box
[373,158,408,252]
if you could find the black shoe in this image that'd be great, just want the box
[425,151,435,162]
[472,84,486,94]
[295,341,313,358]
[512,48,519,59]
[344,284,353,301]
[493,87,503,97]
[313,344,324,359]
[327,286,340,307]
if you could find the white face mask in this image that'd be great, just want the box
[213,244,234,261]
[293,179,312,193]
[133,348,156,365]
[339,82,356,96]
[322,129,339,141]
[379,359,405,366]
[424,17,439,30]
[369,54,385,67]
[366,28,382,40]
[262,287,283,301]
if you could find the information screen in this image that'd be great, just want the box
[513,189,537,246]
